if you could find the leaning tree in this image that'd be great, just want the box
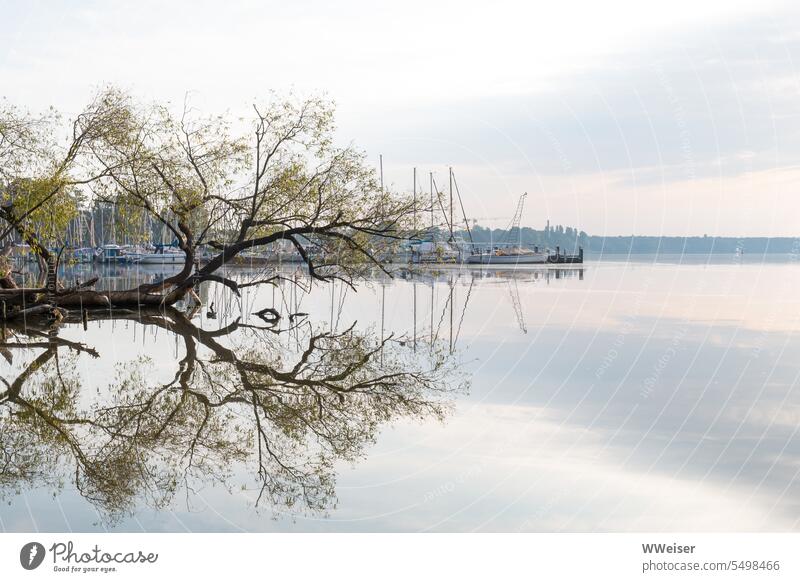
[0,90,465,523]
[0,88,430,318]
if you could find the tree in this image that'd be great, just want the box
[1,91,128,294]
[0,88,430,318]
[0,89,462,525]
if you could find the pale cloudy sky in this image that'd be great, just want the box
[1,0,799,235]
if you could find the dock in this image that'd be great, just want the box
[547,247,583,264]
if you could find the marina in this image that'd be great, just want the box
[4,174,585,268]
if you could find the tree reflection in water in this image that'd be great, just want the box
[0,306,465,523]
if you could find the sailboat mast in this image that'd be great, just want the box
[89,210,95,247]
[413,167,417,232]
[449,167,454,241]
[429,172,434,234]
[111,202,116,244]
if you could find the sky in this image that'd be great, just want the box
[1,0,799,236]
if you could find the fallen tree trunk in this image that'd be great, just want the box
[5,303,66,320]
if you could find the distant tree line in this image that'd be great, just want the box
[450,224,800,254]
[451,224,588,252]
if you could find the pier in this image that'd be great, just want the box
[547,246,584,264]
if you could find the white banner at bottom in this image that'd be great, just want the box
[1,533,797,581]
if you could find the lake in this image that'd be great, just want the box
[2,254,800,532]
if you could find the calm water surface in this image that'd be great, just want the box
[2,255,800,531]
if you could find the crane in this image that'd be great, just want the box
[500,192,527,247]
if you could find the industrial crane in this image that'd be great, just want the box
[499,192,528,247]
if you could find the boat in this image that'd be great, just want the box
[466,247,548,265]
[93,244,130,264]
[125,244,186,265]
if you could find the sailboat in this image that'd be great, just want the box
[125,244,186,265]
[411,168,463,263]
[466,246,548,264]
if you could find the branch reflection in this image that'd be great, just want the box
[0,307,466,523]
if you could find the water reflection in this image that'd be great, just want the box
[9,260,800,532]
[1,301,464,523]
